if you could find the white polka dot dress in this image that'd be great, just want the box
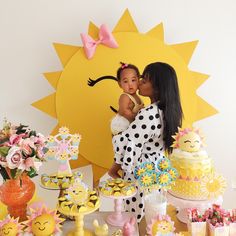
[112,103,165,222]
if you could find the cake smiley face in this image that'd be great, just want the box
[178,131,201,152]
[0,222,18,236]
[31,214,56,236]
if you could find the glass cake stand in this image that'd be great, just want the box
[100,191,137,227]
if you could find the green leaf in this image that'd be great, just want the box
[0,146,10,156]
[27,167,37,178]
[10,168,17,179]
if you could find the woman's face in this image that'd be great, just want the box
[138,75,154,100]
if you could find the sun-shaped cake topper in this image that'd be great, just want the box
[32,9,217,181]
[64,178,89,204]
[44,126,81,175]
[24,205,64,236]
[146,214,175,236]
[172,127,205,152]
[0,216,23,236]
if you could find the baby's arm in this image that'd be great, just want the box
[118,94,136,122]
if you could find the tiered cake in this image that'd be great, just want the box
[169,127,226,200]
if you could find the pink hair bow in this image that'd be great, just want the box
[81,24,118,59]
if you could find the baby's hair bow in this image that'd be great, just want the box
[81,24,118,59]
[120,62,129,69]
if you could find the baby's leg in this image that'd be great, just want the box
[108,162,122,178]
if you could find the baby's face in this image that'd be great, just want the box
[119,68,139,94]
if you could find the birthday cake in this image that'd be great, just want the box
[57,179,100,214]
[169,127,226,200]
[99,178,136,197]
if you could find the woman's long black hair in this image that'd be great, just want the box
[142,62,183,153]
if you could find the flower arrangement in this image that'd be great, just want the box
[0,119,46,180]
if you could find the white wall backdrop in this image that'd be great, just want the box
[1,0,236,208]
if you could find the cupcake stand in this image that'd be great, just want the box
[100,191,137,227]
[57,202,100,236]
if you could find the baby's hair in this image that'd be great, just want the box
[117,62,140,81]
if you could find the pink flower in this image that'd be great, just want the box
[6,146,23,169]
[22,144,33,156]
[18,158,42,171]
[9,133,25,145]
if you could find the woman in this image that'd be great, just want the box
[109,62,183,222]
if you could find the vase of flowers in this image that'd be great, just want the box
[0,119,46,221]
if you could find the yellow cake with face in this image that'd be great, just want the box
[24,206,64,236]
[1,222,18,236]
[169,127,225,200]
[31,214,56,236]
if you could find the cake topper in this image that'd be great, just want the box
[0,216,23,236]
[24,205,64,236]
[171,127,205,152]
[44,126,81,175]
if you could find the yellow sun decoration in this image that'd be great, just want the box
[32,9,217,183]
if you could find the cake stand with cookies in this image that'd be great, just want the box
[99,178,137,227]
[57,179,100,236]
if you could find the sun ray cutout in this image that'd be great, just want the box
[53,43,81,67]
[32,9,217,182]
[170,40,198,64]
[44,71,62,89]
[146,23,164,42]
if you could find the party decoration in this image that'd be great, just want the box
[99,178,137,227]
[0,216,23,236]
[24,205,64,236]
[93,219,109,236]
[201,173,227,199]
[81,24,118,59]
[122,216,136,236]
[0,118,46,180]
[169,127,226,200]
[134,159,178,191]
[146,214,175,236]
[0,119,46,221]
[32,9,217,182]
[57,178,100,236]
[41,127,82,189]
[44,126,81,175]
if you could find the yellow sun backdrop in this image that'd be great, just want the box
[32,9,217,182]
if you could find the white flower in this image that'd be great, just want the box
[6,146,23,169]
